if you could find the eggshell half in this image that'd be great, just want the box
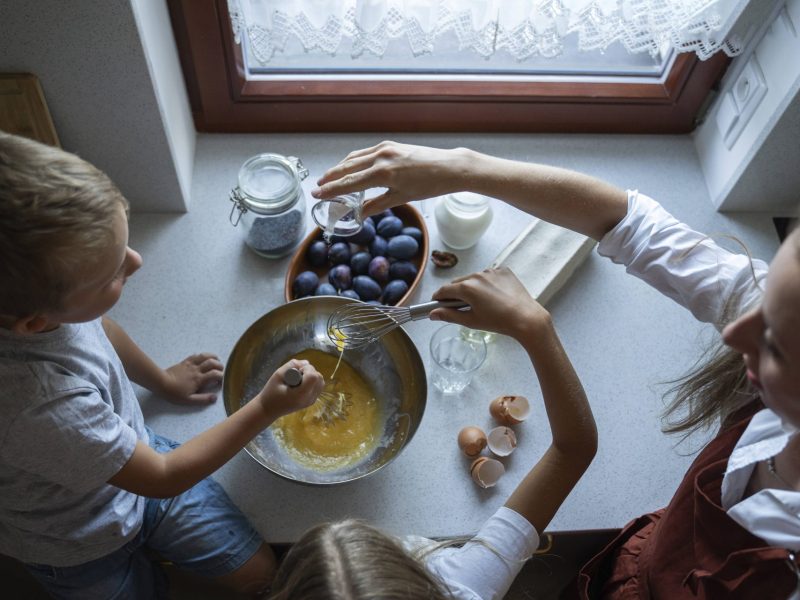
[487,426,517,457]
[489,395,531,425]
[470,456,505,488]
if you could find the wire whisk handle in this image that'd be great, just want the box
[408,300,469,320]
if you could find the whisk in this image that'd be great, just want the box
[327,300,469,350]
[283,367,352,425]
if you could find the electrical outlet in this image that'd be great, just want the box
[718,55,768,149]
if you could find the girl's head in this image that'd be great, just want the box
[723,227,800,427]
[269,520,452,600]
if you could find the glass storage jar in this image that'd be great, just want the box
[229,153,309,258]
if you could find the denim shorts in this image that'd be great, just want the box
[25,429,263,600]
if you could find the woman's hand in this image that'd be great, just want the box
[161,353,224,404]
[431,268,551,340]
[257,359,325,420]
[311,141,471,217]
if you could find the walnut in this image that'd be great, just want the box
[431,250,458,268]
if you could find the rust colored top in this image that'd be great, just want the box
[575,408,800,600]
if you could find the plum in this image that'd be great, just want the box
[369,235,388,257]
[368,256,390,284]
[328,242,351,265]
[315,282,337,296]
[389,260,418,284]
[352,275,382,301]
[376,215,403,238]
[292,271,319,298]
[401,226,423,244]
[387,234,419,259]
[340,289,360,300]
[328,264,352,290]
[306,240,328,267]
[350,219,376,245]
[382,279,409,305]
[350,251,372,275]
[371,209,395,225]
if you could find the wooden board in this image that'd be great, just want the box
[0,73,60,147]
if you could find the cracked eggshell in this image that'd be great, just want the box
[470,456,505,488]
[487,426,517,457]
[489,395,531,425]
[457,426,487,458]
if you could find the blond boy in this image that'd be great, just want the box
[0,132,323,598]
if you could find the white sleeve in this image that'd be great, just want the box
[425,507,539,600]
[597,191,767,329]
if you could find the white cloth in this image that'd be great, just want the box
[229,0,766,63]
[402,506,539,600]
[0,319,147,567]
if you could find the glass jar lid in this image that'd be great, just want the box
[236,154,307,215]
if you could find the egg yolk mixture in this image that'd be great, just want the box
[272,348,382,471]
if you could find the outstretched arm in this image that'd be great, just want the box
[431,268,597,533]
[102,316,223,404]
[108,359,324,497]
[313,141,627,241]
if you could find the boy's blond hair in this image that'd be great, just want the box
[0,131,128,317]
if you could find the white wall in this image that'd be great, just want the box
[694,0,800,214]
[0,0,194,213]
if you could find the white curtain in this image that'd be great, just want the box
[229,0,769,64]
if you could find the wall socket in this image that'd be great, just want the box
[715,55,768,149]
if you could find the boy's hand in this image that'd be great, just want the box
[257,359,324,420]
[431,267,551,340]
[161,353,224,404]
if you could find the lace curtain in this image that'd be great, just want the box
[228,0,765,65]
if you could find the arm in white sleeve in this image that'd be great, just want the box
[597,191,767,328]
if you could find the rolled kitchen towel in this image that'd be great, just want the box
[490,218,596,306]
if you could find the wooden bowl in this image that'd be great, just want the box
[285,204,429,306]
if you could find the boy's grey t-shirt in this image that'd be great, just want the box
[0,319,147,566]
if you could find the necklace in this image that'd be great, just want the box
[766,456,796,490]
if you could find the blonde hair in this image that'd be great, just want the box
[268,520,455,600]
[0,132,128,317]
[661,226,800,437]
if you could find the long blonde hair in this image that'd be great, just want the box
[0,132,128,317]
[268,520,454,600]
[662,227,800,437]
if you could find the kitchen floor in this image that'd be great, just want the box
[0,530,616,599]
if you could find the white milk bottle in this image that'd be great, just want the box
[433,192,493,250]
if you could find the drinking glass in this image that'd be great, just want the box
[311,192,365,238]
[429,323,487,394]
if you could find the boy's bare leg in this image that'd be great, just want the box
[214,543,276,596]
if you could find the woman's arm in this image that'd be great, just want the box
[312,141,627,241]
[431,268,597,533]
[102,316,223,404]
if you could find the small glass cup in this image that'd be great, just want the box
[430,323,487,394]
[311,192,365,239]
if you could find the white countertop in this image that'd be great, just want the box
[110,132,780,543]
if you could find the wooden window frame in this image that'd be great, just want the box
[168,0,730,134]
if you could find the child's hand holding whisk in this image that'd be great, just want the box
[430,267,550,340]
[257,359,325,419]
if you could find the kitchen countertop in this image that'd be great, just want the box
[110,133,780,543]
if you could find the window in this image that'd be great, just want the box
[168,0,731,133]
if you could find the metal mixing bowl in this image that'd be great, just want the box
[223,296,427,485]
